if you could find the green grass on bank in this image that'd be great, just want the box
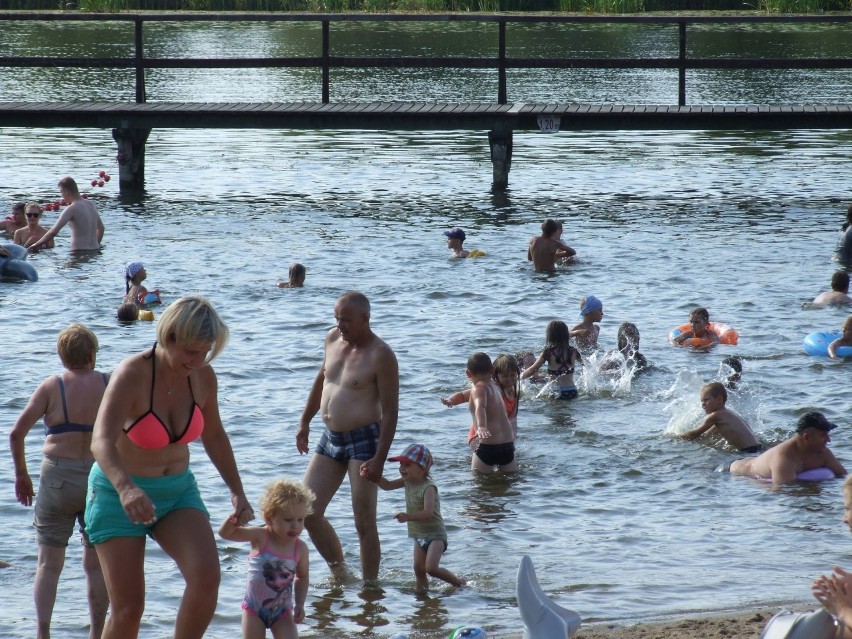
[5,0,852,12]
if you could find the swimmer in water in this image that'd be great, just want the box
[728,412,845,485]
[678,382,760,453]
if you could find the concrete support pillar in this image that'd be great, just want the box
[488,125,513,192]
[112,126,151,193]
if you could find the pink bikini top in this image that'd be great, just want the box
[124,343,204,450]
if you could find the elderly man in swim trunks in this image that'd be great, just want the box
[296,291,399,582]
[729,412,846,485]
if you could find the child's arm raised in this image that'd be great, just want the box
[441,388,471,407]
[394,485,438,523]
[378,476,405,491]
[520,351,546,380]
[218,516,264,544]
[292,538,310,624]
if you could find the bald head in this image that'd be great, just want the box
[337,291,370,318]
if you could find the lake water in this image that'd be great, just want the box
[1,16,852,639]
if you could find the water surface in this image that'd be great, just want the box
[1,17,852,639]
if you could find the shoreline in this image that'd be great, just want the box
[491,602,818,639]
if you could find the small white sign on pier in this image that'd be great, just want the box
[536,115,561,133]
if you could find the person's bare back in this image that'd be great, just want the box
[705,407,759,451]
[729,412,845,484]
[29,178,104,252]
[527,219,576,272]
[468,378,514,446]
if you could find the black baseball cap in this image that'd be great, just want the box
[796,411,837,433]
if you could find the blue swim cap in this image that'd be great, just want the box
[580,295,603,317]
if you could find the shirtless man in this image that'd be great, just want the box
[729,411,846,485]
[468,352,517,474]
[527,218,576,272]
[1,202,27,237]
[679,382,760,453]
[296,291,399,581]
[28,177,103,251]
[813,271,852,306]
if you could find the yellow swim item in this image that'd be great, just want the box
[138,309,154,321]
[467,248,486,258]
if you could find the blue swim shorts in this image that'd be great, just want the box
[315,422,380,463]
[85,463,208,545]
[558,386,578,400]
[415,538,448,553]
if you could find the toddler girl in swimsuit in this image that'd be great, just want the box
[440,353,521,451]
[379,443,466,592]
[521,320,582,399]
[219,479,314,639]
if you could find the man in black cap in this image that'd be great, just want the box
[443,227,469,259]
[729,411,846,485]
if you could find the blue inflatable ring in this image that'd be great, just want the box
[0,243,38,282]
[803,331,852,358]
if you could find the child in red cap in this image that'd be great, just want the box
[379,443,466,591]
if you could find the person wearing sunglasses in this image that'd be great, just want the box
[14,202,53,250]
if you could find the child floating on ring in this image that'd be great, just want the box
[670,307,738,348]
[828,316,852,359]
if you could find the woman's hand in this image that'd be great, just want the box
[120,485,157,525]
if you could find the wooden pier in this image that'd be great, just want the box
[2,13,852,192]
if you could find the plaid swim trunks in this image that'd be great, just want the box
[315,422,380,462]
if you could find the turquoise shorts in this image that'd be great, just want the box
[85,463,208,545]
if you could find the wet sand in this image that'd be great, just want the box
[493,603,817,639]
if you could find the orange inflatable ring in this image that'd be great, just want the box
[670,322,738,347]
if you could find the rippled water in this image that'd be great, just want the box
[1,17,852,639]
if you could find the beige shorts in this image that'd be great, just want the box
[34,455,94,548]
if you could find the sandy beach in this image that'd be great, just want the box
[492,603,818,639]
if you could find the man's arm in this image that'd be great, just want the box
[769,454,797,485]
[360,344,399,482]
[296,364,325,455]
[28,208,71,251]
[824,448,847,477]
[554,239,577,258]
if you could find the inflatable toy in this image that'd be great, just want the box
[794,467,837,482]
[467,248,486,258]
[755,467,838,483]
[138,309,154,321]
[759,608,838,639]
[0,244,37,282]
[803,331,852,358]
[670,322,738,348]
[144,289,162,306]
[517,554,581,639]
[448,627,487,639]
